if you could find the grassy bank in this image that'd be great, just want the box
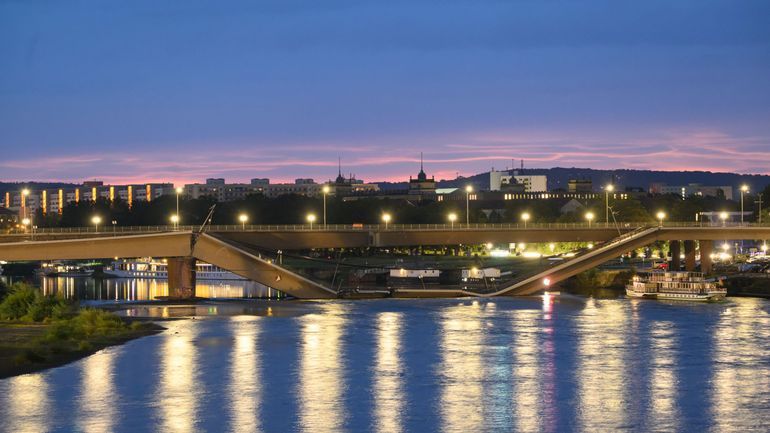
[0,281,162,379]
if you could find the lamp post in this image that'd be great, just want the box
[382,213,391,230]
[465,185,473,226]
[605,184,614,227]
[322,185,330,228]
[521,212,530,229]
[448,212,457,230]
[740,185,749,225]
[21,217,30,233]
[170,214,179,230]
[20,188,30,220]
[719,211,728,227]
[175,187,183,224]
[91,215,102,232]
[306,213,316,230]
[585,211,595,228]
[112,220,117,236]
[656,211,666,227]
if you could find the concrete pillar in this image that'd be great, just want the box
[167,256,196,299]
[699,241,713,274]
[670,240,681,271]
[684,240,696,271]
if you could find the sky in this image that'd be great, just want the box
[1,0,769,185]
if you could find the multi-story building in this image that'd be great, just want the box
[489,170,547,192]
[650,183,733,201]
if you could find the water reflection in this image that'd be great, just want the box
[647,322,679,431]
[510,309,542,432]
[439,302,485,432]
[24,275,283,300]
[229,317,261,433]
[711,299,770,432]
[577,299,630,431]
[77,349,117,433]
[156,321,200,433]
[373,312,404,433]
[4,374,50,433]
[298,304,348,432]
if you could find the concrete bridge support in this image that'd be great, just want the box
[167,257,197,299]
[684,240,697,271]
[670,240,681,271]
[700,241,713,274]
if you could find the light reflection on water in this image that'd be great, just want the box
[373,312,404,433]
[229,316,261,433]
[298,304,348,432]
[1,275,284,301]
[0,297,770,432]
[77,350,116,433]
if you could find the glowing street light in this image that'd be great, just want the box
[175,186,183,222]
[322,185,331,227]
[521,212,531,228]
[605,184,614,227]
[381,212,392,229]
[21,217,31,232]
[170,214,179,230]
[656,211,666,227]
[739,184,749,225]
[20,188,30,219]
[91,215,102,232]
[448,212,458,230]
[236,213,247,229]
[549,243,556,253]
[585,211,595,228]
[465,185,473,225]
[719,211,728,226]
[306,213,317,230]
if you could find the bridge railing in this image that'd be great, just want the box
[6,221,770,235]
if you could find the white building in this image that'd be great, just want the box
[489,170,547,192]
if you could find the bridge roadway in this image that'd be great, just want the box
[1,223,768,298]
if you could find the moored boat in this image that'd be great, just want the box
[105,258,248,281]
[626,271,726,301]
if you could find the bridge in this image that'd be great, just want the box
[1,223,768,299]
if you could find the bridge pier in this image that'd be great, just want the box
[669,240,681,271]
[683,240,697,271]
[700,241,713,274]
[166,256,196,299]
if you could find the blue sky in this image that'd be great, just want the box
[1,0,769,184]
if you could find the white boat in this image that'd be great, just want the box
[37,261,95,277]
[626,271,726,301]
[106,258,248,281]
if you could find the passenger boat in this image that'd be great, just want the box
[626,271,726,301]
[105,258,247,281]
[37,261,95,277]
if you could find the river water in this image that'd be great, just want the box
[1,295,769,432]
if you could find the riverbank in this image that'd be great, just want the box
[0,319,163,379]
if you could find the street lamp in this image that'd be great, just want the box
[585,211,595,228]
[740,185,749,225]
[465,185,473,225]
[521,212,530,229]
[21,217,31,232]
[322,185,331,227]
[238,213,248,230]
[605,184,614,227]
[306,213,316,230]
[656,211,666,227]
[170,214,179,230]
[382,213,391,229]
[719,211,728,227]
[175,187,183,223]
[91,215,102,232]
[448,212,457,230]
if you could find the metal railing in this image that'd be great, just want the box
[4,221,770,235]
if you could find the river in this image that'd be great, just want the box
[1,295,769,432]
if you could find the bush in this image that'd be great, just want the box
[0,283,72,322]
